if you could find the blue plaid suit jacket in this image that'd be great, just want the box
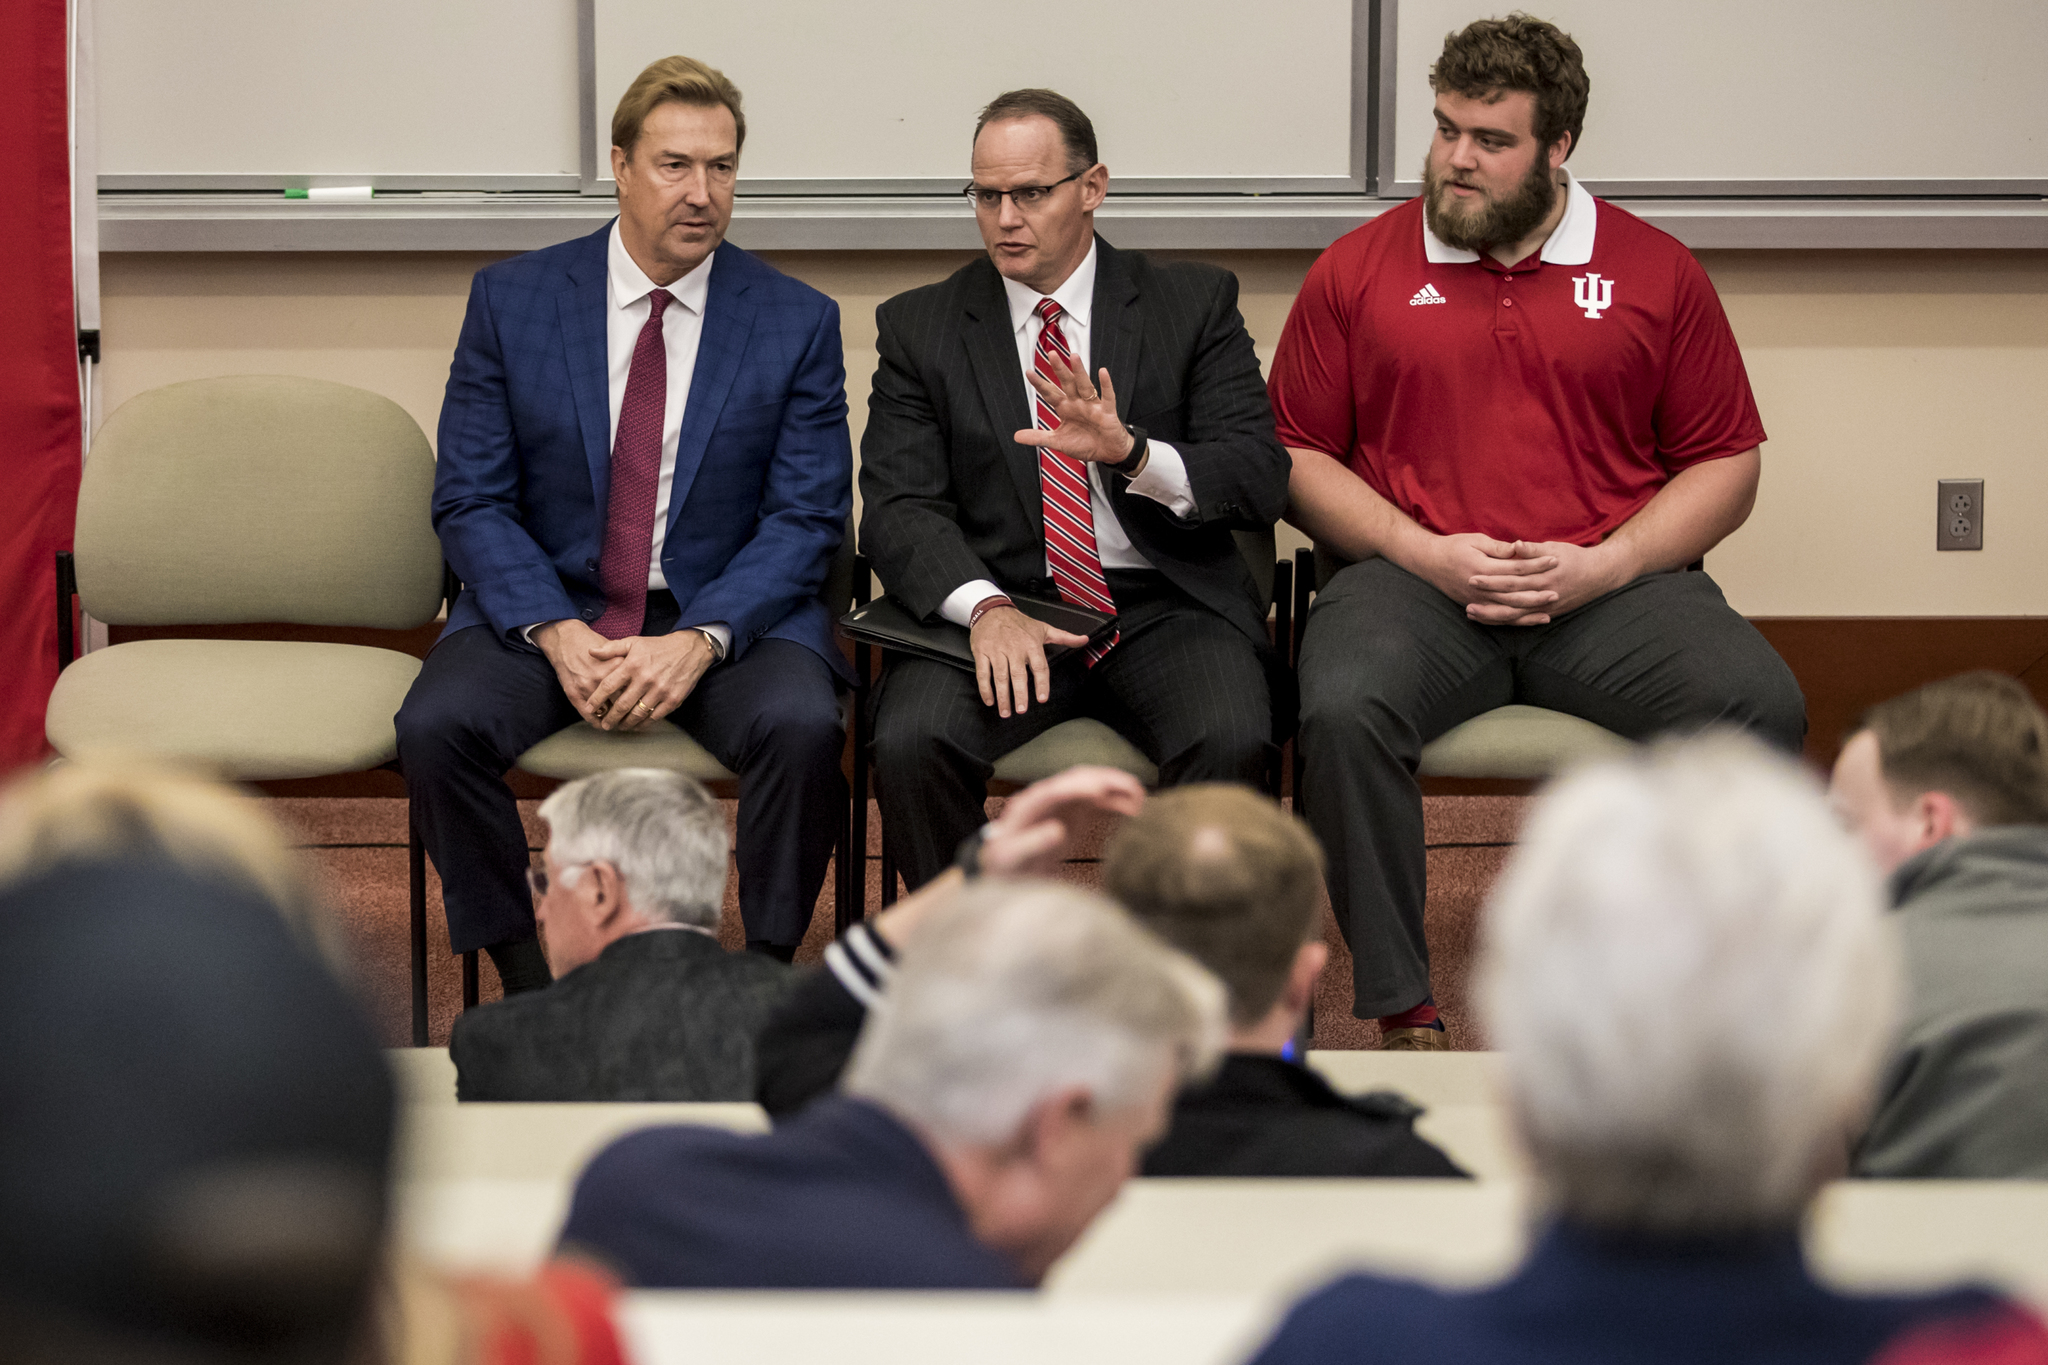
[433,223,853,678]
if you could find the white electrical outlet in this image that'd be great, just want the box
[1938,479,1984,551]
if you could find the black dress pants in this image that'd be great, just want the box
[396,602,845,954]
[871,570,1274,891]
[1297,560,1806,1020]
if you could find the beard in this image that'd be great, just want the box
[1423,152,1559,253]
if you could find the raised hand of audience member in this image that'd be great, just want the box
[871,765,1148,946]
[583,630,719,731]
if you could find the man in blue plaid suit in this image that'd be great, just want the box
[396,56,852,991]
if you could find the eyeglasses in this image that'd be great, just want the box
[525,861,592,899]
[962,170,1085,212]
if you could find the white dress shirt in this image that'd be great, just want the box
[937,243,1199,626]
[528,224,727,655]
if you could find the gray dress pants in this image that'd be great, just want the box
[1297,559,1806,1020]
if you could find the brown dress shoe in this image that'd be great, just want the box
[1380,1026,1448,1052]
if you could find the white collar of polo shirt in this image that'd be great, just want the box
[607,219,715,316]
[1422,167,1597,266]
[1002,239,1099,336]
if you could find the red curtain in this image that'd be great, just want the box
[0,0,81,773]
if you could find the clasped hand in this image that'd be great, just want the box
[534,619,716,731]
[1418,534,1632,626]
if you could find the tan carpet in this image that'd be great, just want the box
[268,795,1524,1050]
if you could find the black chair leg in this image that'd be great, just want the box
[54,551,76,670]
[850,564,873,928]
[408,807,428,1047]
[461,951,479,1009]
[831,804,855,938]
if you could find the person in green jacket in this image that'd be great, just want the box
[1830,670,2048,1177]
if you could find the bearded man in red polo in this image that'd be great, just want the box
[1270,14,1804,1049]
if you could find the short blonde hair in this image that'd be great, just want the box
[0,761,347,974]
[1105,784,1324,1028]
[1480,734,1898,1236]
[611,55,745,157]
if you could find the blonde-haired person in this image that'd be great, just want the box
[0,759,347,971]
[1249,735,2048,1365]
[560,882,1223,1289]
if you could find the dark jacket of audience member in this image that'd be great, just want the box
[561,1095,1021,1290]
[1856,827,2048,1178]
[451,767,789,1102]
[1146,1054,1461,1177]
[755,922,1463,1178]
[453,929,789,1101]
[1254,1223,2040,1365]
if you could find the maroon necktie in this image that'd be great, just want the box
[1032,299,1118,663]
[591,287,673,639]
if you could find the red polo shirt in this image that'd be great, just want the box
[1267,173,1765,545]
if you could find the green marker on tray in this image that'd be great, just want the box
[284,186,375,201]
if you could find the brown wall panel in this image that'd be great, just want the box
[1751,618,2048,770]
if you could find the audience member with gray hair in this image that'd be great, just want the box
[1250,735,2048,1365]
[451,767,790,1101]
[558,882,1224,1288]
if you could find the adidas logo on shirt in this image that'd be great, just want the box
[1409,284,1447,306]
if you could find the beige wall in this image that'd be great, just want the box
[98,246,2048,617]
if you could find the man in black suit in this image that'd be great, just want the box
[859,88,1290,888]
[450,768,787,1101]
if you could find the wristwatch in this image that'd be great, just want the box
[1110,423,1149,475]
[952,823,995,880]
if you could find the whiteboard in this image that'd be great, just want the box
[589,0,1368,193]
[97,0,581,189]
[1385,0,2048,196]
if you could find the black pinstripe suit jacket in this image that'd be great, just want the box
[858,236,1289,647]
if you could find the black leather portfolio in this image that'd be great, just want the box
[838,594,1117,672]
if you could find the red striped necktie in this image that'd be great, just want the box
[590,286,673,640]
[1032,298,1118,663]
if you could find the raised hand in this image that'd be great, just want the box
[1014,352,1137,467]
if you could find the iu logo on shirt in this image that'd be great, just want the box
[1573,273,1615,319]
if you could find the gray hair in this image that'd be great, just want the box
[1479,733,1900,1236]
[535,769,727,930]
[844,882,1226,1147]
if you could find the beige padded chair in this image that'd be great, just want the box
[1289,546,1630,809]
[47,374,445,1023]
[869,527,1291,908]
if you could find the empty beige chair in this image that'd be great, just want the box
[47,374,445,1024]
